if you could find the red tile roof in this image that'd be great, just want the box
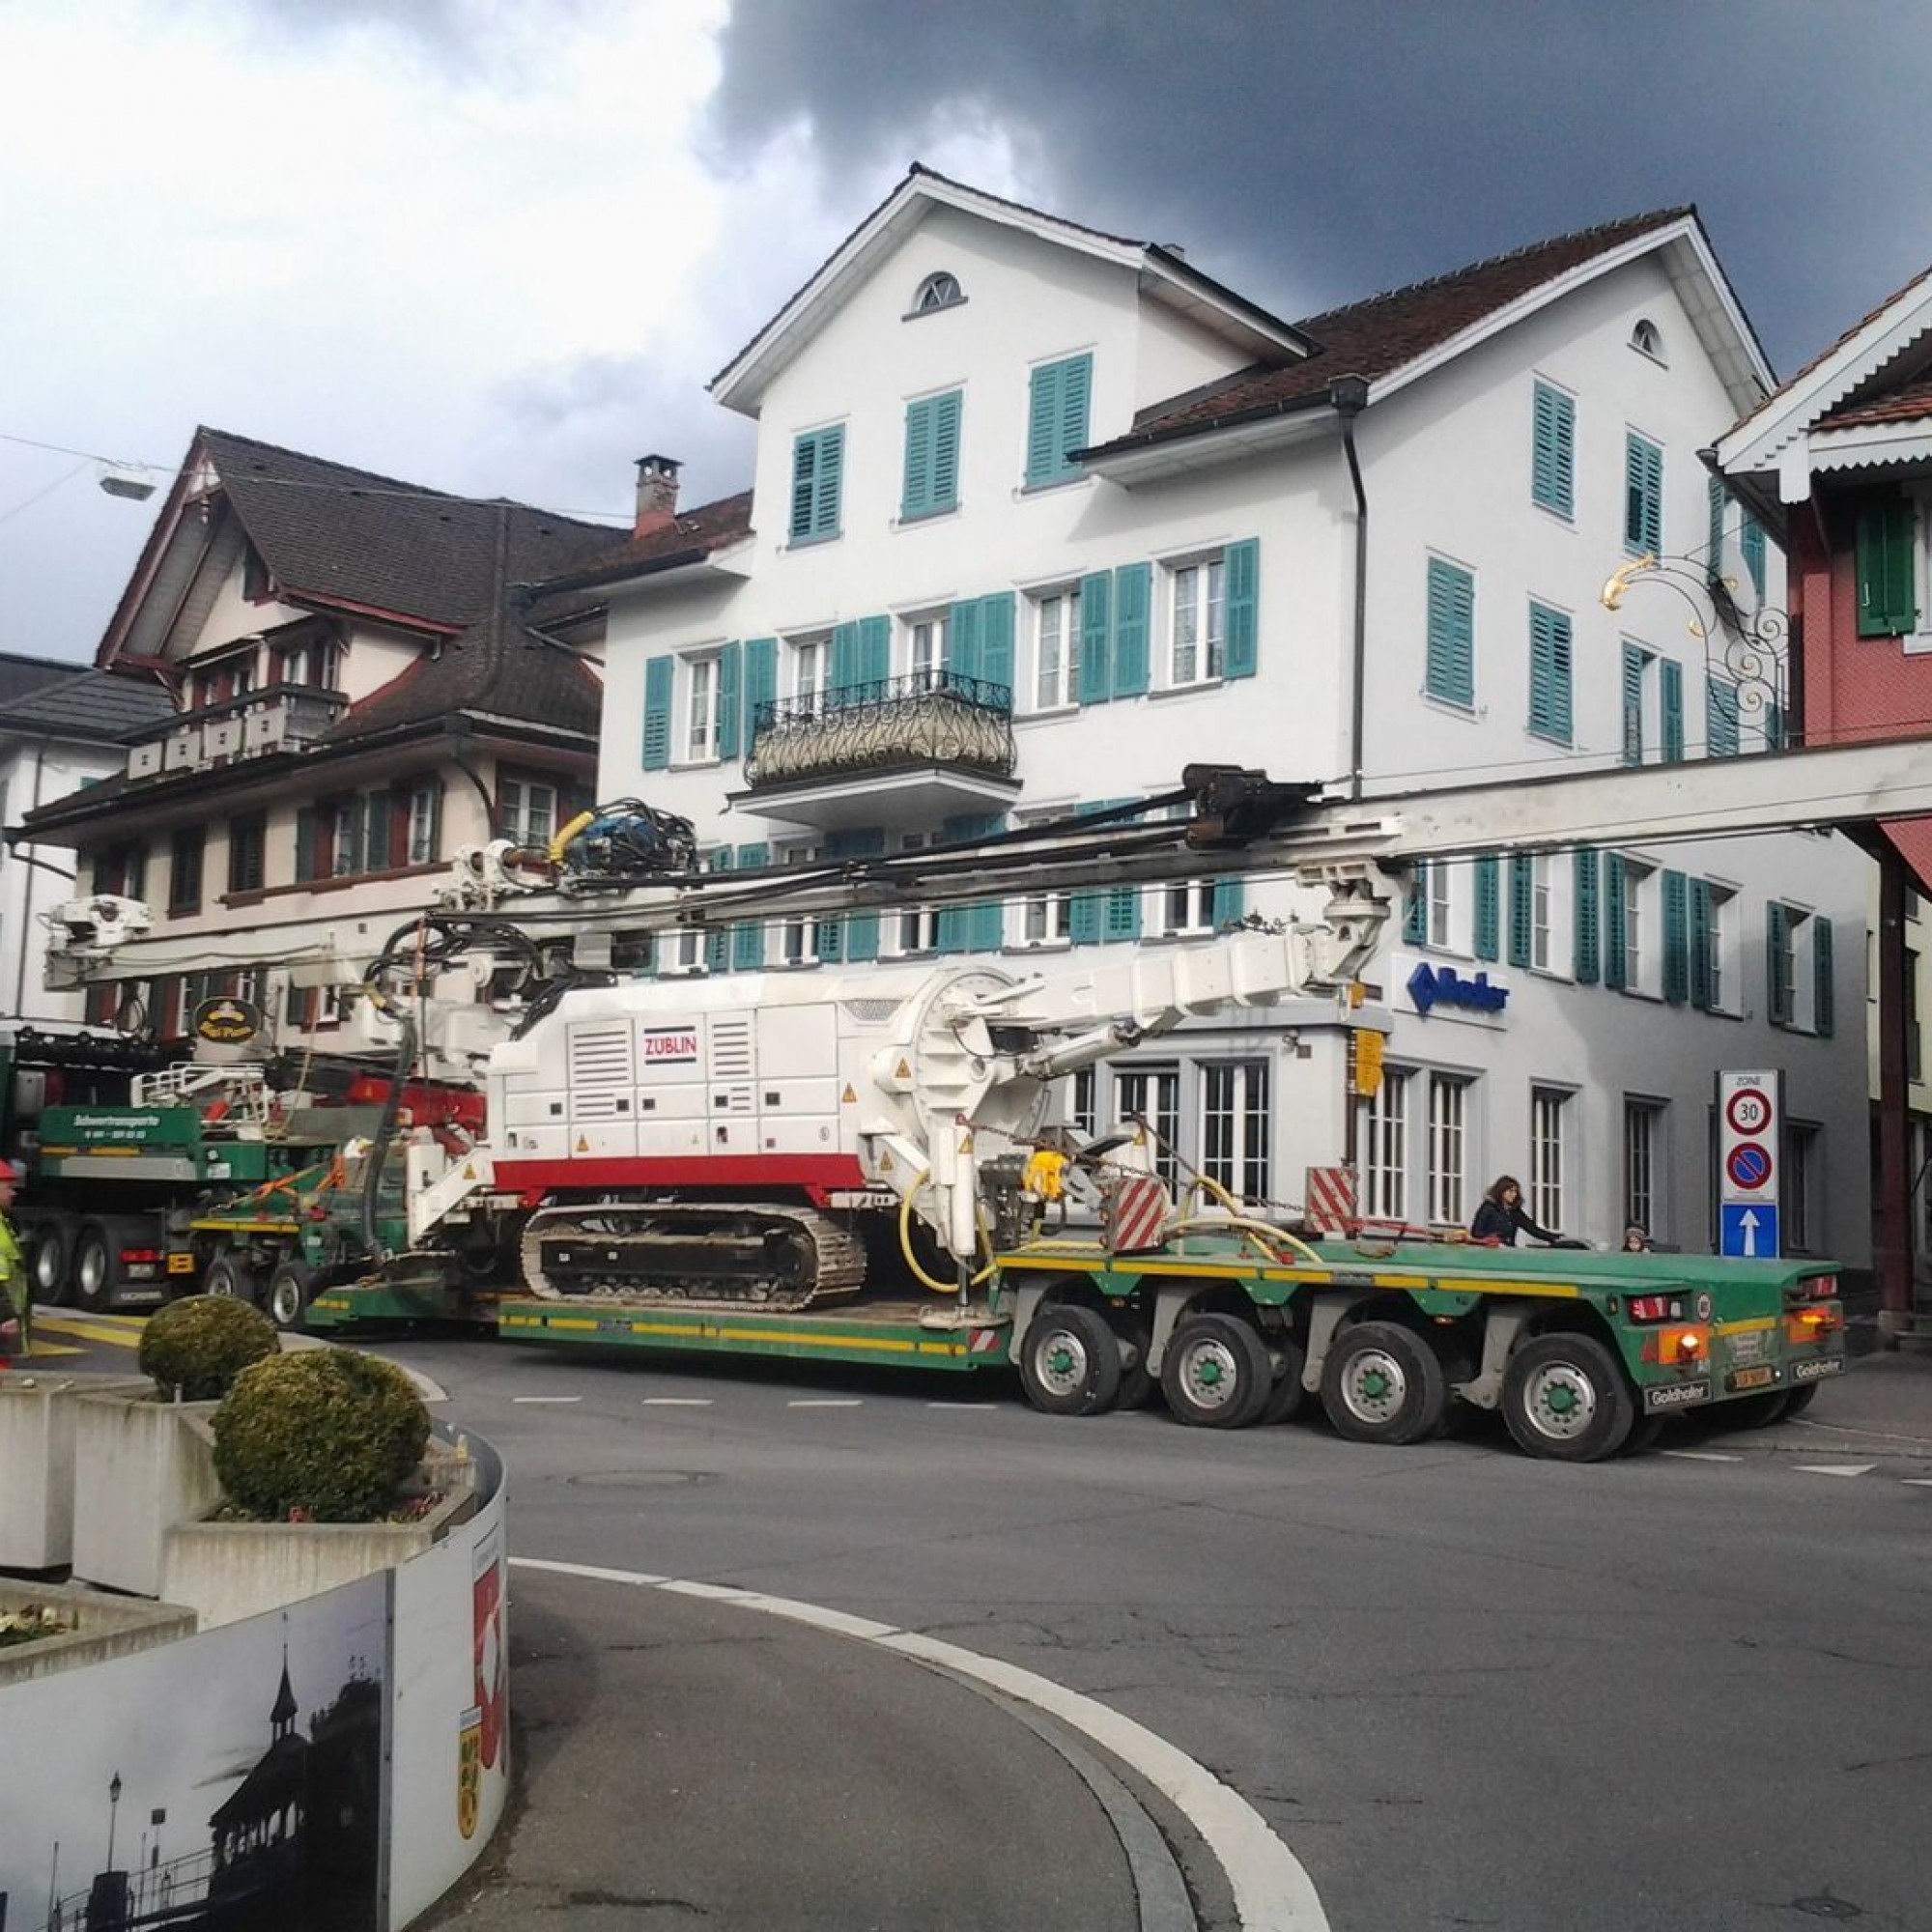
[539,491,754,592]
[1815,371,1932,431]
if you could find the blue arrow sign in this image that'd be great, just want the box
[1720,1203,1780,1260]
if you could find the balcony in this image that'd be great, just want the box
[127,685,349,781]
[735,670,1019,832]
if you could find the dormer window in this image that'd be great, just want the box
[1630,318,1666,363]
[911,270,963,315]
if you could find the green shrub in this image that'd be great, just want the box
[138,1293,278,1400]
[212,1349,432,1522]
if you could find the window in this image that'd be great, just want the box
[92,841,146,899]
[191,652,255,711]
[1426,557,1475,707]
[227,811,266,895]
[1427,1073,1471,1227]
[1527,601,1573,743]
[168,826,203,916]
[285,982,345,1032]
[1625,432,1663,555]
[1154,877,1217,940]
[1020,889,1072,948]
[1707,678,1740,757]
[1024,353,1093,489]
[1741,515,1767,600]
[1690,879,1738,1012]
[1115,1065,1179,1191]
[1784,1122,1820,1252]
[1768,904,1833,1035]
[1359,1068,1410,1222]
[1168,555,1227,685]
[1529,1087,1570,1233]
[912,270,963,313]
[908,613,950,691]
[307,789,403,880]
[272,636,338,689]
[901,389,962,521]
[1856,495,1918,638]
[405,779,440,867]
[886,833,939,957]
[1908,947,1922,1083]
[1630,319,1665,362]
[329,797,363,877]
[1202,1061,1270,1207]
[1531,856,1553,970]
[1033,585,1081,710]
[791,635,829,707]
[1067,1068,1097,1142]
[1621,646,1680,764]
[778,845,823,967]
[1605,855,1657,995]
[1624,1098,1666,1240]
[500,776,558,849]
[1531,381,1575,518]
[1427,862,1454,950]
[788,424,844,544]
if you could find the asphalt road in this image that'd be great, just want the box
[40,1311,1932,1929]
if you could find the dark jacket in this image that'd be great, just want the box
[1470,1198,1560,1245]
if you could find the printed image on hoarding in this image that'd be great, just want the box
[0,1575,387,1932]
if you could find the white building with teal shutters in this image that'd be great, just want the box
[560,167,1871,1265]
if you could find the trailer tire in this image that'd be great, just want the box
[27,1220,72,1306]
[1321,1321,1445,1445]
[266,1263,317,1335]
[203,1253,258,1306]
[1019,1304,1122,1417]
[1719,1388,1791,1430]
[1619,1413,1666,1456]
[1261,1339,1308,1423]
[71,1223,116,1313]
[1780,1382,1821,1420]
[1500,1332,1634,1463]
[1160,1314,1272,1429]
[1113,1321,1158,1411]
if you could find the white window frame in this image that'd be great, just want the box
[1706,880,1740,1013]
[1427,1072,1471,1228]
[1528,1085,1572,1233]
[790,634,829,707]
[777,843,822,966]
[1428,865,1455,951]
[1359,1067,1410,1222]
[1113,1063,1181,1191]
[406,780,439,867]
[1622,858,1660,996]
[1165,553,1228,688]
[685,655,719,763]
[1624,1095,1666,1242]
[1532,856,1555,972]
[501,777,558,851]
[884,832,939,957]
[1784,1120,1821,1252]
[1201,1059,1271,1208]
[1031,583,1081,711]
[906,611,950,691]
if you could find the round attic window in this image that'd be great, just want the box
[1630,318,1665,361]
[913,271,964,313]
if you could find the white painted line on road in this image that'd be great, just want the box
[1660,1449,1741,1463]
[513,1395,583,1405]
[1793,1463,1876,1478]
[926,1402,1000,1410]
[1902,1480,1932,1489]
[514,1556,1331,1932]
[640,1397,713,1406]
[789,1399,864,1408]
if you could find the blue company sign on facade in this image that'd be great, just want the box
[1720,1203,1780,1260]
[1406,962,1510,1016]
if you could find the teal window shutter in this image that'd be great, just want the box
[1856,498,1917,637]
[978,593,1015,700]
[1574,849,1600,984]
[1111,562,1151,696]
[829,620,859,697]
[858,614,890,692]
[1077,570,1112,704]
[1403,862,1428,945]
[1621,642,1645,765]
[1707,475,1726,582]
[1531,382,1575,517]
[1426,558,1475,705]
[814,913,845,964]
[1742,514,1766,599]
[789,425,844,542]
[1508,854,1533,968]
[1708,678,1740,757]
[1662,659,1684,762]
[1813,916,1834,1037]
[951,597,983,683]
[716,640,743,760]
[1662,869,1689,1004]
[744,638,777,753]
[1025,354,1092,486]
[901,389,962,520]
[1604,853,1629,991]
[294,808,318,884]
[1765,697,1785,750]
[1210,877,1244,927]
[937,814,1005,952]
[705,849,733,973]
[642,654,674,770]
[1689,878,1714,1009]
[1624,433,1662,555]
[733,844,769,970]
[1474,855,1500,961]
[1766,903,1794,1026]
[836,829,887,962]
[1528,602,1573,742]
[1101,880,1142,943]
[1223,538,1260,680]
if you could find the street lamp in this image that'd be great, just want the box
[97,465,157,500]
[106,1771,123,1870]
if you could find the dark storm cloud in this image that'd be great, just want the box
[711,0,1932,375]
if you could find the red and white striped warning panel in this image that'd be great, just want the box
[1103,1174,1172,1252]
[1303,1165,1357,1235]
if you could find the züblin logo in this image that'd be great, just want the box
[1407,962,1509,1016]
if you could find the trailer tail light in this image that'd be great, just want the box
[1640,1325,1708,1364]
[1627,1294,1687,1323]
[1785,1274,1840,1306]
[1786,1307,1842,1343]
[119,1248,160,1264]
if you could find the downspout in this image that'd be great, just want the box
[1330,376,1371,802]
[9,747,50,1015]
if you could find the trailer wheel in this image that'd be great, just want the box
[203,1253,258,1306]
[1321,1321,1445,1445]
[1500,1333,1634,1463]
[1160,1314,1272,1428]
[267,1263,317,1335]
[1112,1321,1158,1411]
[1719,1388,1791,1430]
[1261,1338,1308,1423]
[1619,1413,1666,1457]
[27,1221,71,1306]
[1781,1382,1821,1420]
[71,1223,116,1313]
[1019,1304,1122,1417]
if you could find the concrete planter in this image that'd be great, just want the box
[71,1390,223,1597]
[161,1436,478,1630]
[0,1579,196,1687]
[0,1374,150,1573]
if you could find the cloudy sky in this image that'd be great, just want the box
[4,0,1929,663]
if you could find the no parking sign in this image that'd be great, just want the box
[1717,1069,1781,1259]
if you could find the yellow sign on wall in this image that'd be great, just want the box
[1352,1028,1384,1096]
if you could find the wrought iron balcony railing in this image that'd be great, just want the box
[746,669,1015,787]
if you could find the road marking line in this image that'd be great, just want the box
[515,1556,1330,1932]
[640,1397,712,1406]
[1659,1449,1741,1463]
[1902,1480,1932,1489]
[926,1402,1000,1410]
[788,1399,863,1407]
[513,1395,583,1405]
[1793,1463,1876,1478]
[32,1316,143,1348]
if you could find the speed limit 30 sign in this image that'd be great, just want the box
[1717,1070,1781,1258]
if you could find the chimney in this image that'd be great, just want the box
[633,453,681,536]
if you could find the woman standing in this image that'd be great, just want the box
[1470,1174,1563,1246]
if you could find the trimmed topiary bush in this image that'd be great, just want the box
[138,1293,279,1400]
[212,1349,432,1522]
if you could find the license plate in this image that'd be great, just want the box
[1727,1364,1776,1391]
[1790,1356,1845,1383]
[1645,1378,1712,1413]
